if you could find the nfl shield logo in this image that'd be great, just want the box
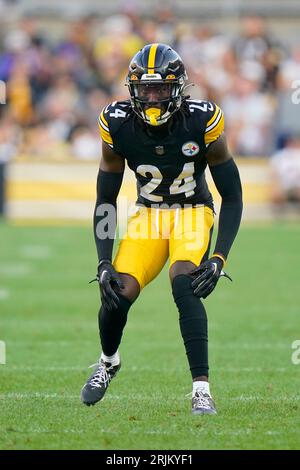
[155,146,165,156]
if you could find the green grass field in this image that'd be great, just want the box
[0,222,300,450]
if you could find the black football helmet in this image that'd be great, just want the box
[126,43,187,126]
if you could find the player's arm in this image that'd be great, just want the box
[94,142,125,262]
[93,132,125,310]
[206,133,243,264]
[192,131,243,299]
[95,105,125,263]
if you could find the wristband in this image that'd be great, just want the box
[212,253,226,267]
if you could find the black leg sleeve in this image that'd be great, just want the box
[98,294,132,356]
[172,274,209,379]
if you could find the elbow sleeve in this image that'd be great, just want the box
[93,170,123,262]
[210,159,243,259]
[97,170,124,205]
[209,158,243,203]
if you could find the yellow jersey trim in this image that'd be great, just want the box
[98,113,113,145]
[206,105,220,127]
[100,110,108,127]
[205,107,225,145]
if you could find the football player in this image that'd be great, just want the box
[81,44,243,415]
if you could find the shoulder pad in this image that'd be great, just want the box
[98,100,131,147]
[187,100,224,146]
[187,99,215,114]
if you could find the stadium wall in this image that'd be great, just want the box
[6,159,271,223]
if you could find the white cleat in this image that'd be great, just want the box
[191,390,217,415]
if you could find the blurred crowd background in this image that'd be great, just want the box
[0,0,300,218]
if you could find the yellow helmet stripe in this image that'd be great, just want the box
[147,43,159,74]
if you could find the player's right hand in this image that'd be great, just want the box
[94,260,124,311]
[191,257,232,299]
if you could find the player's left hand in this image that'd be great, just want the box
[90,260,124,311]
[190,257,232,299]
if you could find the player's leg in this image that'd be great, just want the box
[169,205,216,415]
[103,207,168,357]
[81,275,139,406]
[99,272,139,358]
[81,207,168,405]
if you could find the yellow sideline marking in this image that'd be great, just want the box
[209,183,271,203]
[8,181,270,203]
[7,181,137,201]
[10,219,92,226]
[7,181,270,203]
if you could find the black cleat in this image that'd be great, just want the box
[192,390,217,415]
[81,359,121,406]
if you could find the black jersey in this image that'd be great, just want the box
[98,99,224,209]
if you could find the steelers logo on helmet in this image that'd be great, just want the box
[182,142,200,157]
[126,43,187,126]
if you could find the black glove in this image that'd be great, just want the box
[191,257,232,299]
[90,259,124,311]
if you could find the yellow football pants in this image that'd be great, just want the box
[114,205,214,289]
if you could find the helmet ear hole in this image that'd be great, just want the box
[126,43,187,125]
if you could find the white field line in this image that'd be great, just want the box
[0,288,10,300]
[0,366,290,373]
[1,340,293,350]
[18,428,85,434]
[2,427,174,436]
[20,245,51,259]
[0,393,79,399]
[0,263,32,276]
[1,427,286,437]
[230,395,300,401]
[1,392,299,402]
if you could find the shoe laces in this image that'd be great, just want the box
[88,361,111,388]
[186,390,212,408]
